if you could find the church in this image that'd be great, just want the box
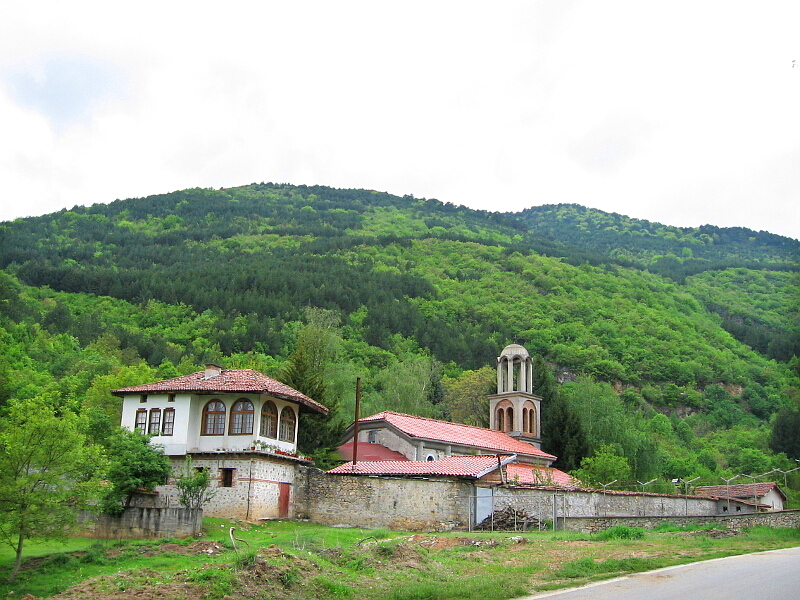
[334,343,575,487]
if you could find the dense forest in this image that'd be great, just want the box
[1,183,798,494]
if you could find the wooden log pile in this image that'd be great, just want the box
[475,506,543,531]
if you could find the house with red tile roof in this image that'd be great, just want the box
[695,482,787,512]
[112,364,328,520]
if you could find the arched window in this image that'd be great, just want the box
[279,406,296,443]
[505,407,514,432]
[523,401,536,435]
[496,408,505,432]
[260,401,278,439]
[202,400,226,435]
[229,399,254,435]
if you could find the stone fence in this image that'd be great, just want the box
[563,509,800,533]
[296,468,800,533]
[80,507,203,539]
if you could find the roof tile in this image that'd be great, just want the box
[111,369,328,414]
[327,455,513,478]
[359,411,556,461]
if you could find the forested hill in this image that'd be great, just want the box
[1,182,799,482]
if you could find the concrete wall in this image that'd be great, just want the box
[80,507,202,539]
[295,467,472,531]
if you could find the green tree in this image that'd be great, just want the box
[770,400,800,459]
[282,309,345,456]
[572,445,633,487]
[0,395,107,581]
[100,428,171,515]
[174,456,215,510]
[441,366,496,427]
[536,357,589,472]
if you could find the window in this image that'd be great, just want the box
[522,401,536,435]
[148,409,161,435]
[162,408,175,436]
[496,408,504,432]
[279,406,296,443]
[368,430,377,444]
[219,468,235,487]
[135,409,147,432]
[260,401,278,439]
[229,399,254,435]
[506,407,514,432]
[202,400,226,435]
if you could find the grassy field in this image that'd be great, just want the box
[2,520,799,600]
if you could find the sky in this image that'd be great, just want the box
[2,1,799,240]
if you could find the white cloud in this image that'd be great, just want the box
[0,1,798,239]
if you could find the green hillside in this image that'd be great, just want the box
[1,183,798,487]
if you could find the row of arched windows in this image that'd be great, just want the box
[201,399,296,443]
[495,400,537,435]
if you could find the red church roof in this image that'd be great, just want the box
[111,369,328,414]
[357,411,556,461]
[328,454,516,478]
[336,442,409,462]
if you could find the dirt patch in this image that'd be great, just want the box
[407,535,500,549]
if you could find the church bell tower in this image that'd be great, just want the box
[488,344,542,448]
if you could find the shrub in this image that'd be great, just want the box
[593,526,645,541]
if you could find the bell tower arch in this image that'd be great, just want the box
[489,344,542,448]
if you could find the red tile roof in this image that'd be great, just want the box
[327,454,515,478]
[695,482,786,501]
[111,369,328,414]
[357,411,556,461]
[336,442,409,462]
[505,464,578,488]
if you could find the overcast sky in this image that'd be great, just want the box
[2,1,799,240]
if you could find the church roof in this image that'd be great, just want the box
[500,343,529,358]
[505,463,578,488]
[336,442,409,462]
[356,411,556,461]
[327,454,516,478]
[111,369,328,414]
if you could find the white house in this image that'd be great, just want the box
[113,364,328,520]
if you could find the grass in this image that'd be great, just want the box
[1,520,799,599]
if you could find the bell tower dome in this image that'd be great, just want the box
[488,344,542,448]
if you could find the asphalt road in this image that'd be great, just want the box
[521,546,800,600]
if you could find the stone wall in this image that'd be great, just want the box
[490,486,721,521]
[80,507,202,539]
[562,509,800,533]
[297,469,788,532]
[156,455,298,520]
[295,467,472,531]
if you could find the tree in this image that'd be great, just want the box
[770,401,800,459]
[0,395,107,581]
[101,428,171,515]
[441,366,496,427]
[282,309,345,455]
[536,357,589,472]
[572,445,633,487]
[174,456,215,510]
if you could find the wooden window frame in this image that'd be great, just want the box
[229,399,254,435]
[202,400,226,436]
[148,408,161,435]
[260,400,278,439]
[135,409,148,432]
[278,406,296,443]
[161,408,175,436]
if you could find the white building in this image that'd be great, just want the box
[113,364,328,519]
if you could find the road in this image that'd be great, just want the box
[521,546,800,600]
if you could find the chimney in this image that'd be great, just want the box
[204,363,223,379]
